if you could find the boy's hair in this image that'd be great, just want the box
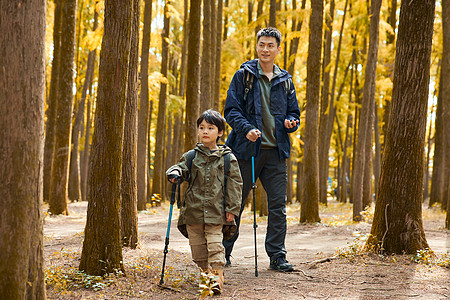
[197,109,226,142]
[257,27,282,46]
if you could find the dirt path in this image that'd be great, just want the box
[44,201,450,299]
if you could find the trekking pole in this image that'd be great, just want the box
[251,143,258,277]
[159,174,180,285]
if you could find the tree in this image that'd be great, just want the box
[152,0,171,201]
[69,2,99,203]
[79,0,134,275]
[212,0,224,110]
[443,0,450,229]
[429,71,445,207]
[80,5,99,202]
[269,0,277,27]
[366,0,436,253]
[44,0,63,202]
[49,0,78,215]
[122,0,140,248]
[137,0,153,211]
[300,0,323,223]
[0,0,47,297]
[185,0,201,152]
[200,0,212,112]
[351,0,382,221]
[318,0,334,205]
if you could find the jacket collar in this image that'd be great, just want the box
[240,59,291,82]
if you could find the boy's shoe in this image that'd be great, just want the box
[212,269,224,295]
[225,255,231,267]
[269,256,293,272]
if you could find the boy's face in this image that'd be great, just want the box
[197,120,223,149]
[256,36,281,65]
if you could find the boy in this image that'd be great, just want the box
[166,109,242,293]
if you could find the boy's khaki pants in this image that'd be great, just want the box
[186,224,225,270]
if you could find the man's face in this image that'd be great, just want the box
[256,36,281,64]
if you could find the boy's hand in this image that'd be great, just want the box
[284,119,299,129]
[226,212,235,222]
[167,171,180,183]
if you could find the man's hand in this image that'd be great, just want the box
[246,129,261,142]
[284,119,299,129]
[226,212,235,222]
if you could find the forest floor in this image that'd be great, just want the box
[44,199,450,300]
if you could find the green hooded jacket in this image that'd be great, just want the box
[166,143,243,240]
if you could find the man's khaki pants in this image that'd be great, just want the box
[186,224,225,270]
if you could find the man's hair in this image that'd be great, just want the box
[197,109,226,141]
[257,27,282,46]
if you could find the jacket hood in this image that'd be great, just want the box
[240,59,291,81]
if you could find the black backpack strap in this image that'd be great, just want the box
[179,149,196,209]
[186,149,196,184]
[223,153,231,212]
[243,70,255,102]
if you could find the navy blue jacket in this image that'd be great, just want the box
[224,59,300,160]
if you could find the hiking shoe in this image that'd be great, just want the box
[270,256,293,272]
[225,256,231,267]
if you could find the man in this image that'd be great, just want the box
[223,27,300,272]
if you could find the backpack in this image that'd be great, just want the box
[185,149,230,211]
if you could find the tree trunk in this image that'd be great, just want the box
[200,0,212,112]
[442,0,450,228]
[152,0,171,202]
[80,7,98,202]
[429,70,445,207]
[185,0,201,152]
[79,0,133,275]
[366,0,435,253]
[296,151,304,203]
[179,0,189,99]
[341,37,357,204]
[68,105,82,202]
[423,104,434,201]
[269,0,277,27]
[318,0,334,205]
[137,0,153,211]
[44,0,63,202]
[146,100,154,203]
[287,0,307,77]
[49,0,77,215]
[69,4,98,202]
[213,0,223,110]
[382,0,397,153]
[0,0,46,297]
[300,0,322,223]
[122,0,140,249]
[81,93,92,201]
[352,0,381,221]
[373,100,381,199]
[223,0,229,41]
